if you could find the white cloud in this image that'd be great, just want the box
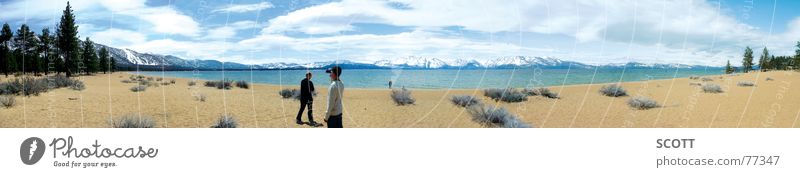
[212,2,273,13]
[254,0,784,65]
[0,0,201,37]
[129,39,233,60]
[89,28,147,47]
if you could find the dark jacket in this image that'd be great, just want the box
[300,78,315,101]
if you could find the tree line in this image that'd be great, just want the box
[0,2,116,78]
[727,42,800,74]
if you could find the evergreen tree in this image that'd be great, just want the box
[81,37,97,75]
[8,50,18,74]
[38,28,53,75]
[758,47,770,72]
[795,41,800,70]
[725,60,734,74]
[0,23,11,77]
[110,56,116,73]
[15,24,39,75]
[98,47,109,74]
[57,2,80,77]
[742,46,754,72]
[52,34,64,75]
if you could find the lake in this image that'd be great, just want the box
[135,68,723,89]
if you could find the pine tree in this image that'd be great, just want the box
[57,2,80,77]
[98,47,108,74]
[742,46,754,72]
[8,51,17,74]
[0,23,11,77]
[110,56,116,73]
[81,37,97,75]
[795,41,800,70]
[725,60,734,74]
[52,34,64,75]
[758,47,770,72]
[38,28,53,75]
[15,24,39,75]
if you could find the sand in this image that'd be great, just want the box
[1,70,799,128]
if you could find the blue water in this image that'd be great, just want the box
[135,68,723,89]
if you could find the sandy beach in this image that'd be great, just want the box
[1,70,799,128]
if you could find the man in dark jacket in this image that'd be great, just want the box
[296,72,318,126]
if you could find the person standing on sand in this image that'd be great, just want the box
[324,66,345,128]
[296,72,318,126]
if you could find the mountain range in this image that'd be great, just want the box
[97,44,720,71]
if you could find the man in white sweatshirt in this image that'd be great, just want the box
[324,66,345,128]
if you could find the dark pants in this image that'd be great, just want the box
[327,114,343,128]
[296,100,313,122]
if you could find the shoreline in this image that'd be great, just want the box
[128,69,727,90]
[1,70,798,128]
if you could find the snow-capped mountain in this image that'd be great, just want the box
[97,44,259,70]
[374,56,449,69]
[600,62,705,69]
[96,43,717,70]
[480,56,593,69]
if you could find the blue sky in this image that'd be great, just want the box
[1,0,799,66]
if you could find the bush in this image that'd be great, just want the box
[701,83,723,93]
[467,105,531,128]
[188,80,196,86]
[130,85,147,92]
[531,87,559,99]
[450,95,481,107]
[194,93,207,102]
[0,81,21,95]
[689,82,702,86]
[170,79,176,84]
[279,89,299,99]
[627,96,659,110]
[0,95,15,108]
[737,81,755,87]
[235,80,250,89]
[47,75,84,91]
[211,115,238,128]
[391,87,415,105]
[484,88,528,103]
[16,77,49,96]
[701,77,713,82]
[156,77,163,81]
[689,75,699,80]
[111,114,155,128]
[599,84,627,97]
[205,80,232,90]
[765,77,774,81]
[50,75,74,88]
[69,80,85,91]
[121,80,137,84]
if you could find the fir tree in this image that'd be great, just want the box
[98,47,109,74]
[110,56,116,73]
[38,28,53,75]
[725,60,734,74]
[57,2,80,77]
[81,37,97,75]
[15,24,39,75]
[758,47,770,72]
[0,23,12,77]
[742,46,754,72]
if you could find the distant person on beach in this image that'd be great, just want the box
[388,80,393,89]
[324,66,345,128]
[296,72,318,126]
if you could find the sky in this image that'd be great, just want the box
[1,0,799,66]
